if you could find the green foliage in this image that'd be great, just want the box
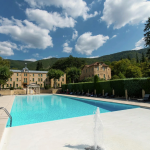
[141,52,146,62]
[111,75,120,79]
[62,78,150,97]
[94,75,99,83]
[69,78,71,83]
[0,66,13,85]
[136,53,139,63]
[51,55,86,72]
[118,72,126,79]
[48,69,64,79]
[13,81,15,88]
[44,85,51,89]
[80,77,94,82]
[0,57,10,67]
[144,17,150,47]
[10,87,14,90]
[36,62,43,71]
[126,66,142,78]
[67,67,81,83]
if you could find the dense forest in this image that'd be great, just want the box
[7,48,148,70]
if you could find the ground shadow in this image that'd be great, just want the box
[64,144,90,149]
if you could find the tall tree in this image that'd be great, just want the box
[141,52,146,62]
[67,67,81,83]
[0,66,13,89]
[0,57,12,89]
[136,53,139,63]
[48,69,64,88]
[36,62,40,70]
[144,17,150,60]
[127,55,131,60]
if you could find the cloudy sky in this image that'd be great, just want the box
[0,0,149,61]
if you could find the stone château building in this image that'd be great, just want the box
[80,62,111,80]
[2,63,66,88]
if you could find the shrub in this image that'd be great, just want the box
[10,87,14,90]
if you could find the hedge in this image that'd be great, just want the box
[62,78,150,97]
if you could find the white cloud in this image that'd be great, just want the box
[72,29,78,40]
[25,0,98,20]
[26,9,76,31]
[112,35,117,38]
[0,41,17,56]
[24,58,37,62]
[75,32,109,55]
[132,37,145,50]
[43,56,57,59]
[87,56,99,58]
[101,0,150,29]
[22,50,29,53]
[0,16,53,50]
[32,53,39,57]
[62,42,72,53]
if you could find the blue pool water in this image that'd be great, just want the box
[7,95,139,127]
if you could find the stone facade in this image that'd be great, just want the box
[80,62,111,80]
[2,64,66,88]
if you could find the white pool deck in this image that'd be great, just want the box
[0,94,150,150]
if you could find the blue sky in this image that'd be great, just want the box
[0,0,149,61]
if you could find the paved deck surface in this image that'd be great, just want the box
[0,96,15,141]
[0,94,150,150]
[0,108,150,150]
[57,94,150,108]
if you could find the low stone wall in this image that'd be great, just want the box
[40,89,52,94]
[0,89,26,95]
[52,88,62,94]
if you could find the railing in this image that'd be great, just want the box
[0,107,12,127]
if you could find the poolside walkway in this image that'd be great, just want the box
[56,94,150,108]
[0,96,15,142]
[0,107,150,150]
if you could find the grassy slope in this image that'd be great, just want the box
[7,48,148,70]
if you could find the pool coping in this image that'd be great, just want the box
[55,94,150,109]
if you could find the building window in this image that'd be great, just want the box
[62,78,64,81]
[33,78,34,82]
[17,73,18,76]
[16,84,18,88]
[10,78,12,81]
[24,78,27,83]
[38,78,40,82]
[103,67,105,71]
[41,74,42,77]
[7,84,8,87]
[97,66,99,71]
[41,78,42,81]
[38,74,40,77]
[33,74,34,77]
[46,74,47,77]
[58,78,59,81]
[104,74,105,79]
[10,84,12,87]
[16,78,18,81]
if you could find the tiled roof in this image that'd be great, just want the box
[83,62,108,69]
[10,69,48,73]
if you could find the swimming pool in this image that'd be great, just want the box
[7,95,139,127]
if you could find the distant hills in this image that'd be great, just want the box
[7,48,149,70]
